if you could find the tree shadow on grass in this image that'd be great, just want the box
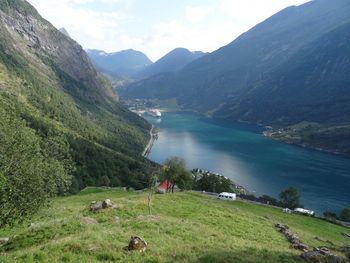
[197,247,303,263]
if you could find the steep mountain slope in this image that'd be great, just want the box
[120,0,350,156]
[135,48,205,79]
[87,49,152,78]
[0,0,154,192]
[59,27,70,38]
[121,0,350,121]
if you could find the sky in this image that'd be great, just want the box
[27,0,310,61]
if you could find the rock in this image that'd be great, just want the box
[127,236,147,252]
[0,237,9,246]
[302,249,348,263]
[102,199,113,209]
[292,242,309,252]
[90,201,103,211]
[314,247,331,256]
[275,223,289,230]
[90,199,114,211]
[81,217,98,225]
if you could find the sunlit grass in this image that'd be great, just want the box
[0,189,348,262]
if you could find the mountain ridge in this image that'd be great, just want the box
[86,48,152,78]
[135,48,206,79]
[119,0,350,157]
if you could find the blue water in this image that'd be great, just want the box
[146,112,350,215]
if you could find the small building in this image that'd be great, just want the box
[157,180,173,194]
[218,192,236,201]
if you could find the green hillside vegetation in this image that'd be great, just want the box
[0,0,155,198]
[266,122,350,156]
[0,189,349,263]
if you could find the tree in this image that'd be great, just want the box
[0,106,71,226]
[279,187,303,209]
[323,210,338,222]
[194,174,233,193]
[162,157,193,192]
[260,195,280,206]
[147,173,159,215]
[339,208,350,222]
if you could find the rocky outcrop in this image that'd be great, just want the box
[275,223,308,252]
[127,236,147,252]
[275,224,349,262]
[301,250,348,263]
[89,199,114,211]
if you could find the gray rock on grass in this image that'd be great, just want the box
[127,236,147,252]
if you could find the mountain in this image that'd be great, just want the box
[120,0,350,156]
[0,0,154,192]
[86,49,152,78]
[59,27,70,38]
[135,48,205,79]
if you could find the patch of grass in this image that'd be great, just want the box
[0,189,348,262]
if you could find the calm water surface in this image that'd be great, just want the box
[146,112,350,214]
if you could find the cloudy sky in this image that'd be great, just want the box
[27,0,310,61]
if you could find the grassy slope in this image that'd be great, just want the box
[0,189,348,263]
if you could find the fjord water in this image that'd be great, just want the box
[146,112,350,214]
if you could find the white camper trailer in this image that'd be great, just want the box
[294,208,315,216]
[218,192,236,201]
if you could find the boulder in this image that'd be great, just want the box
[102,199,113,209]
[127,236,147,252]
[292,242,309,252]
[90,199,114,211]
[90,201,103,211]
[314,247,331,256]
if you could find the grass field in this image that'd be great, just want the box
[0,188,349,262]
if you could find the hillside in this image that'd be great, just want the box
[0,0,154,192]
[87,49,152,78]
[135,48,205,80]
[119,0,350,156]
[0,189,349,262]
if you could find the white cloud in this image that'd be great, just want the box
[185,6,212,24]
[27,0,310,61]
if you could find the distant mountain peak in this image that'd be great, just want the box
[134,47,206,79]
[86,49,152,78]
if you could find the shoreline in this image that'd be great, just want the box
[142,125,157,157]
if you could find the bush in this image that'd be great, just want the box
[339,208,350,222]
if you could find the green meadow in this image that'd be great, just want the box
[0,188,348,263]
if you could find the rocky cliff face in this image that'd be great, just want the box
[0,0,115,103]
